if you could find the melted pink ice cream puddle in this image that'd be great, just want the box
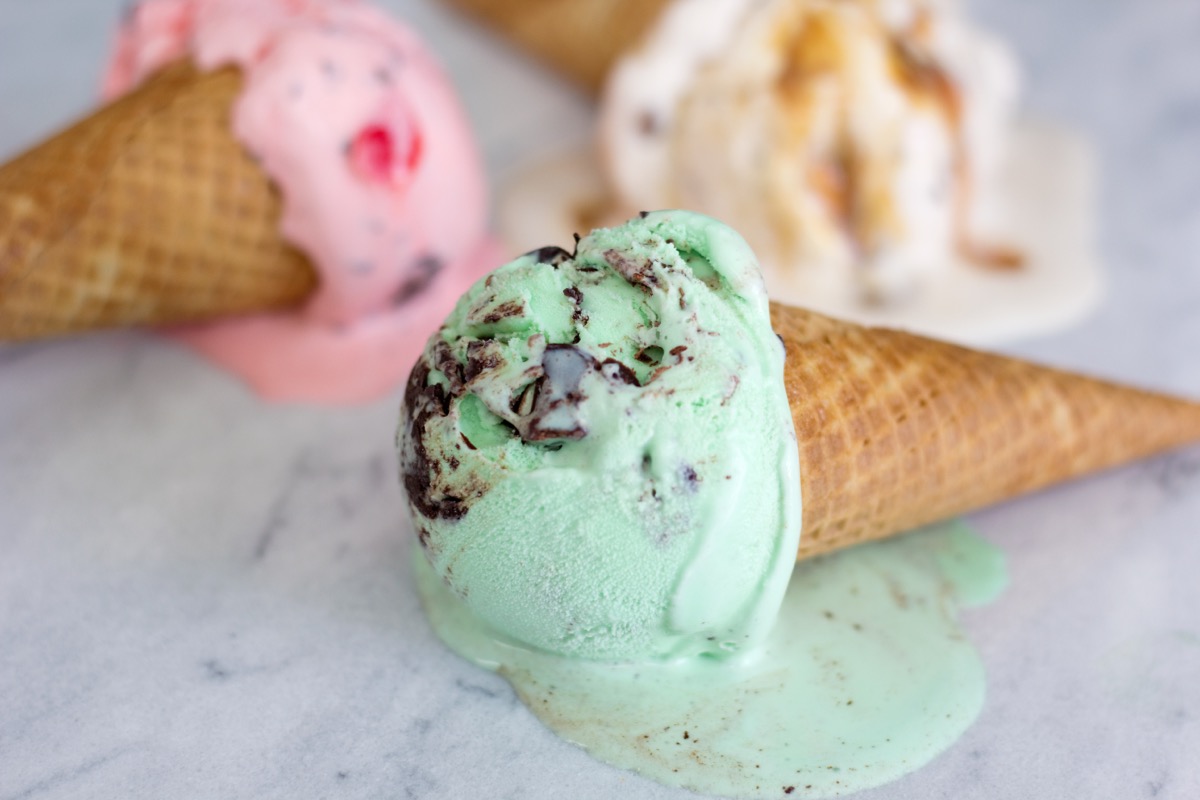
[105,0,504,404]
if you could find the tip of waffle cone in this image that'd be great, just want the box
[769,303,1200,560]
[0,61,317,342]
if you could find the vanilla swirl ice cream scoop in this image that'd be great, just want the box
[601,0,1020,302]
[398,211,800,662]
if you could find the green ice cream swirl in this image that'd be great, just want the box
[398,211,800,662]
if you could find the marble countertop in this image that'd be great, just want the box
[3,1,1200,798]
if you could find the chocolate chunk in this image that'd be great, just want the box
[464,339,504,382]
[635,345,664,365]
[401,360,462,520]
[513,379,540,416]
[400,356,491,523]
[431,340,465,396]
[481,300,524,324]
[604,248,660,291]
[520,345,596,442]
[600,359,639,387]
[543,345,594,385]
[562,286,588,324]
[526,245,573,266]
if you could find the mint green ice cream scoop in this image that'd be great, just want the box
[398,211,800,662]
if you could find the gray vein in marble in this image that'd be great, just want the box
[3,746,138,800]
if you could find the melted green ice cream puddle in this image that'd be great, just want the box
[416,521,1005,798]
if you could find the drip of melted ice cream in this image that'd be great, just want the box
[417,520,1005,798]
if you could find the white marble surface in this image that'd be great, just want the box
[2,1,1200,798]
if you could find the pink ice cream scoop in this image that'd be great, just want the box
[102,0,504,404]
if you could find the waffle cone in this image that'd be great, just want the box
[771,304,1200,560]
[0,60,317,342]
[442,0,671,93]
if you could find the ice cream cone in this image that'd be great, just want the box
[773,303,1200,560]
[0,60,317,342]
[441,0,671,93]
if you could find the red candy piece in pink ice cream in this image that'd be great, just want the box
[348,122,423,184]
[104,0,505,404]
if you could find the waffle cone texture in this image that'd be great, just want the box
[0,60,316,341]
[772,304,1200,560]
[442,0,671,92]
